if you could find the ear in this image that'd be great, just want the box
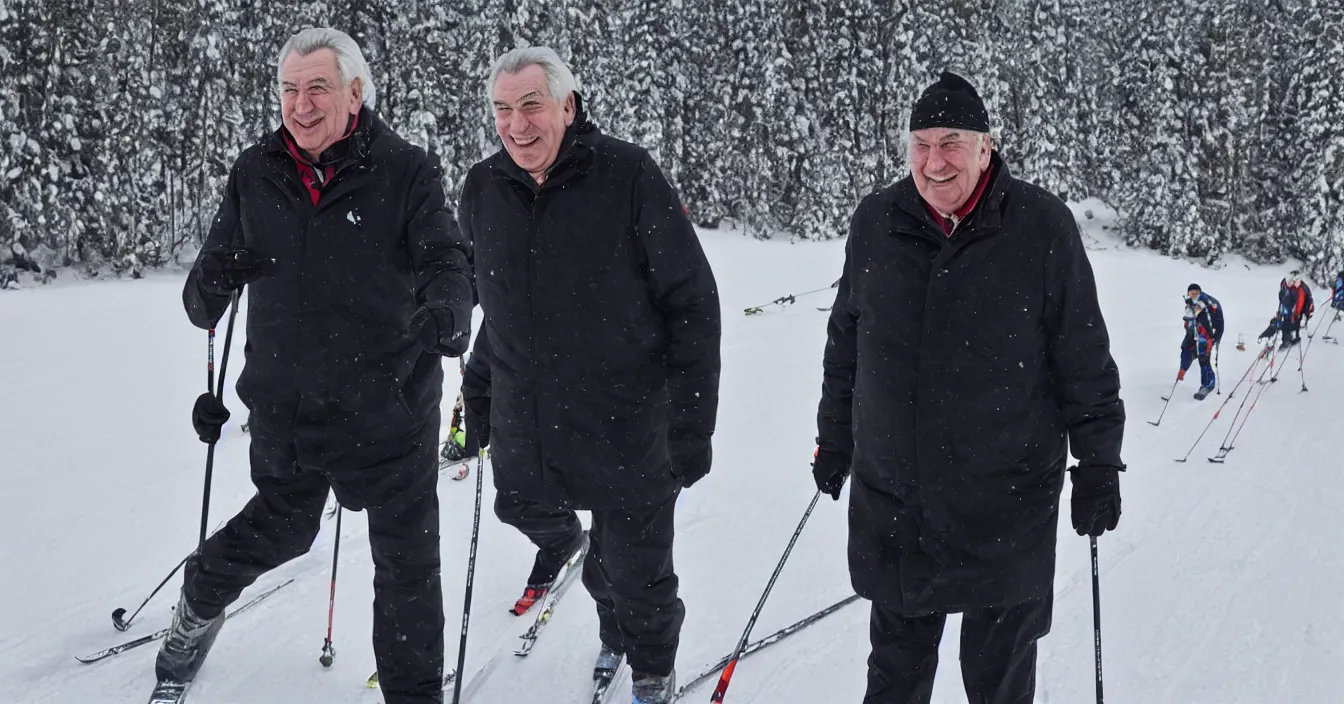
[349,77,363,113]
[563,92,576,126]
[977,134,992,169]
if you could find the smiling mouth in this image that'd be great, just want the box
[295,116,322,129]
[512,135,539,147]
[927,174,955,184]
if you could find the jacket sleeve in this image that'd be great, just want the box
[407,150,474,350]
[633,156,722,441]
[462,327,492,419]
[816,210,862,461]
[182,163,243,330]
[1045,207,1126,470]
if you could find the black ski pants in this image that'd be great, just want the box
[183,415,445,704]
[864,594,1052,704]
[494,490,684,677]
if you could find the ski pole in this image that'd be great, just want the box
[743,279,840,315]
[710,489,822,703]
[1147,374,1181,426]
[451,451,486,704]
[199,289,241,552]
[111,556,188,632]
[1174,345,1268,462]
[1091,536,1104,704]
[1213,365,1277,464]
[1297,337,1308,393]
[320,506,343,667]
[1208,347,1278,462]
[1214,341,1221,395]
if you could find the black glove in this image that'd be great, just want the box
[1257,323,1277,342]
[199,247,272,295]
[669,428,712,488]
[411,304,467,357]
[463,399,490,455]
[812,447,849,500]
[1069,465,1122,537]
[191,392,231,444]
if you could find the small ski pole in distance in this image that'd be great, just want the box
[710,489,822,703]
[1148,373,1181,426]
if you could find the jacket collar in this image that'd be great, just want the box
[894,151,1010,240]
[266,105,381,168]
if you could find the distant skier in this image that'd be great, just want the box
[460,331,586,617]
[1185,283,1224,345]
[1258,271,1314,348]
[1179,299,1217,400]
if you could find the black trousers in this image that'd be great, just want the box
[864,595,1052,704]
[183,420,445,704]
[494,491,684,677]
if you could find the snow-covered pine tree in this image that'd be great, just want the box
[1288,0,1344,284]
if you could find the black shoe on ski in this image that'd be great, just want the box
[154,591,225,683]
[512,532,586,615]
[593,643,624,686]
[632,669,676,704]
[1193,385,1213,400]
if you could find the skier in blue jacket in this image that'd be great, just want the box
[1180,298,1218,399]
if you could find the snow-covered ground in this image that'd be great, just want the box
[2,202,1341,703]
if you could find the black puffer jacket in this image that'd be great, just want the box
[817,153,1125,614]
[458,99,721,510]
[183,107,473,508]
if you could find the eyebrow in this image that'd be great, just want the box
[280,77,332,89]
[495,90,546,108]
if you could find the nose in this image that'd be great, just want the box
[295,89,314,114]
[925,146,948,173]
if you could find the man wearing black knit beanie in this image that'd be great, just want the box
[812,70,1127,704]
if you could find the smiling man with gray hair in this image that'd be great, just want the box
[456,46,721,704]
[154,27,471,704]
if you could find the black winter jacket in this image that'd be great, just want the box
[458,100,721,510]
[183,107,473,508]
[817,153,1125,615]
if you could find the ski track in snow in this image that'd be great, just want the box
[2,205,1342,702]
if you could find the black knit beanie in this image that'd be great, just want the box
[1188,283,1201,293]
[910,71,990,133]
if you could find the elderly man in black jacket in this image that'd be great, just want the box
[458,46,721,704]
[157,28,472,704]
[812,72,1126,704]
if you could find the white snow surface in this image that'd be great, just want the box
[2,201,1341,703]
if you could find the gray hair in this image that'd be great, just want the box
[486,46,578,105]
[276,27,377,110]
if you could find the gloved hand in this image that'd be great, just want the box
[812,447,849,500]
[199,247,272,295]
[411,304,468,357]
[463,400,490,455]
[192,392,231,444]
[669,428,712,488]
[1257,322,1277,343]
[1176,368,1186,381]
[1069,465,1122,537]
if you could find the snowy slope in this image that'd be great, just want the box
[2,203,1341,704]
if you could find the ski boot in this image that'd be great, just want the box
[154,591,226,683]
[1193,384,1214,400]
[631,670,676,704]
[592,644,624,698]
[511,533,586,615]
[438,434,472,479]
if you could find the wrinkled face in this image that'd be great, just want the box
[910,128,991,215]
[492,64,575,183]
[279,48,362,158]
